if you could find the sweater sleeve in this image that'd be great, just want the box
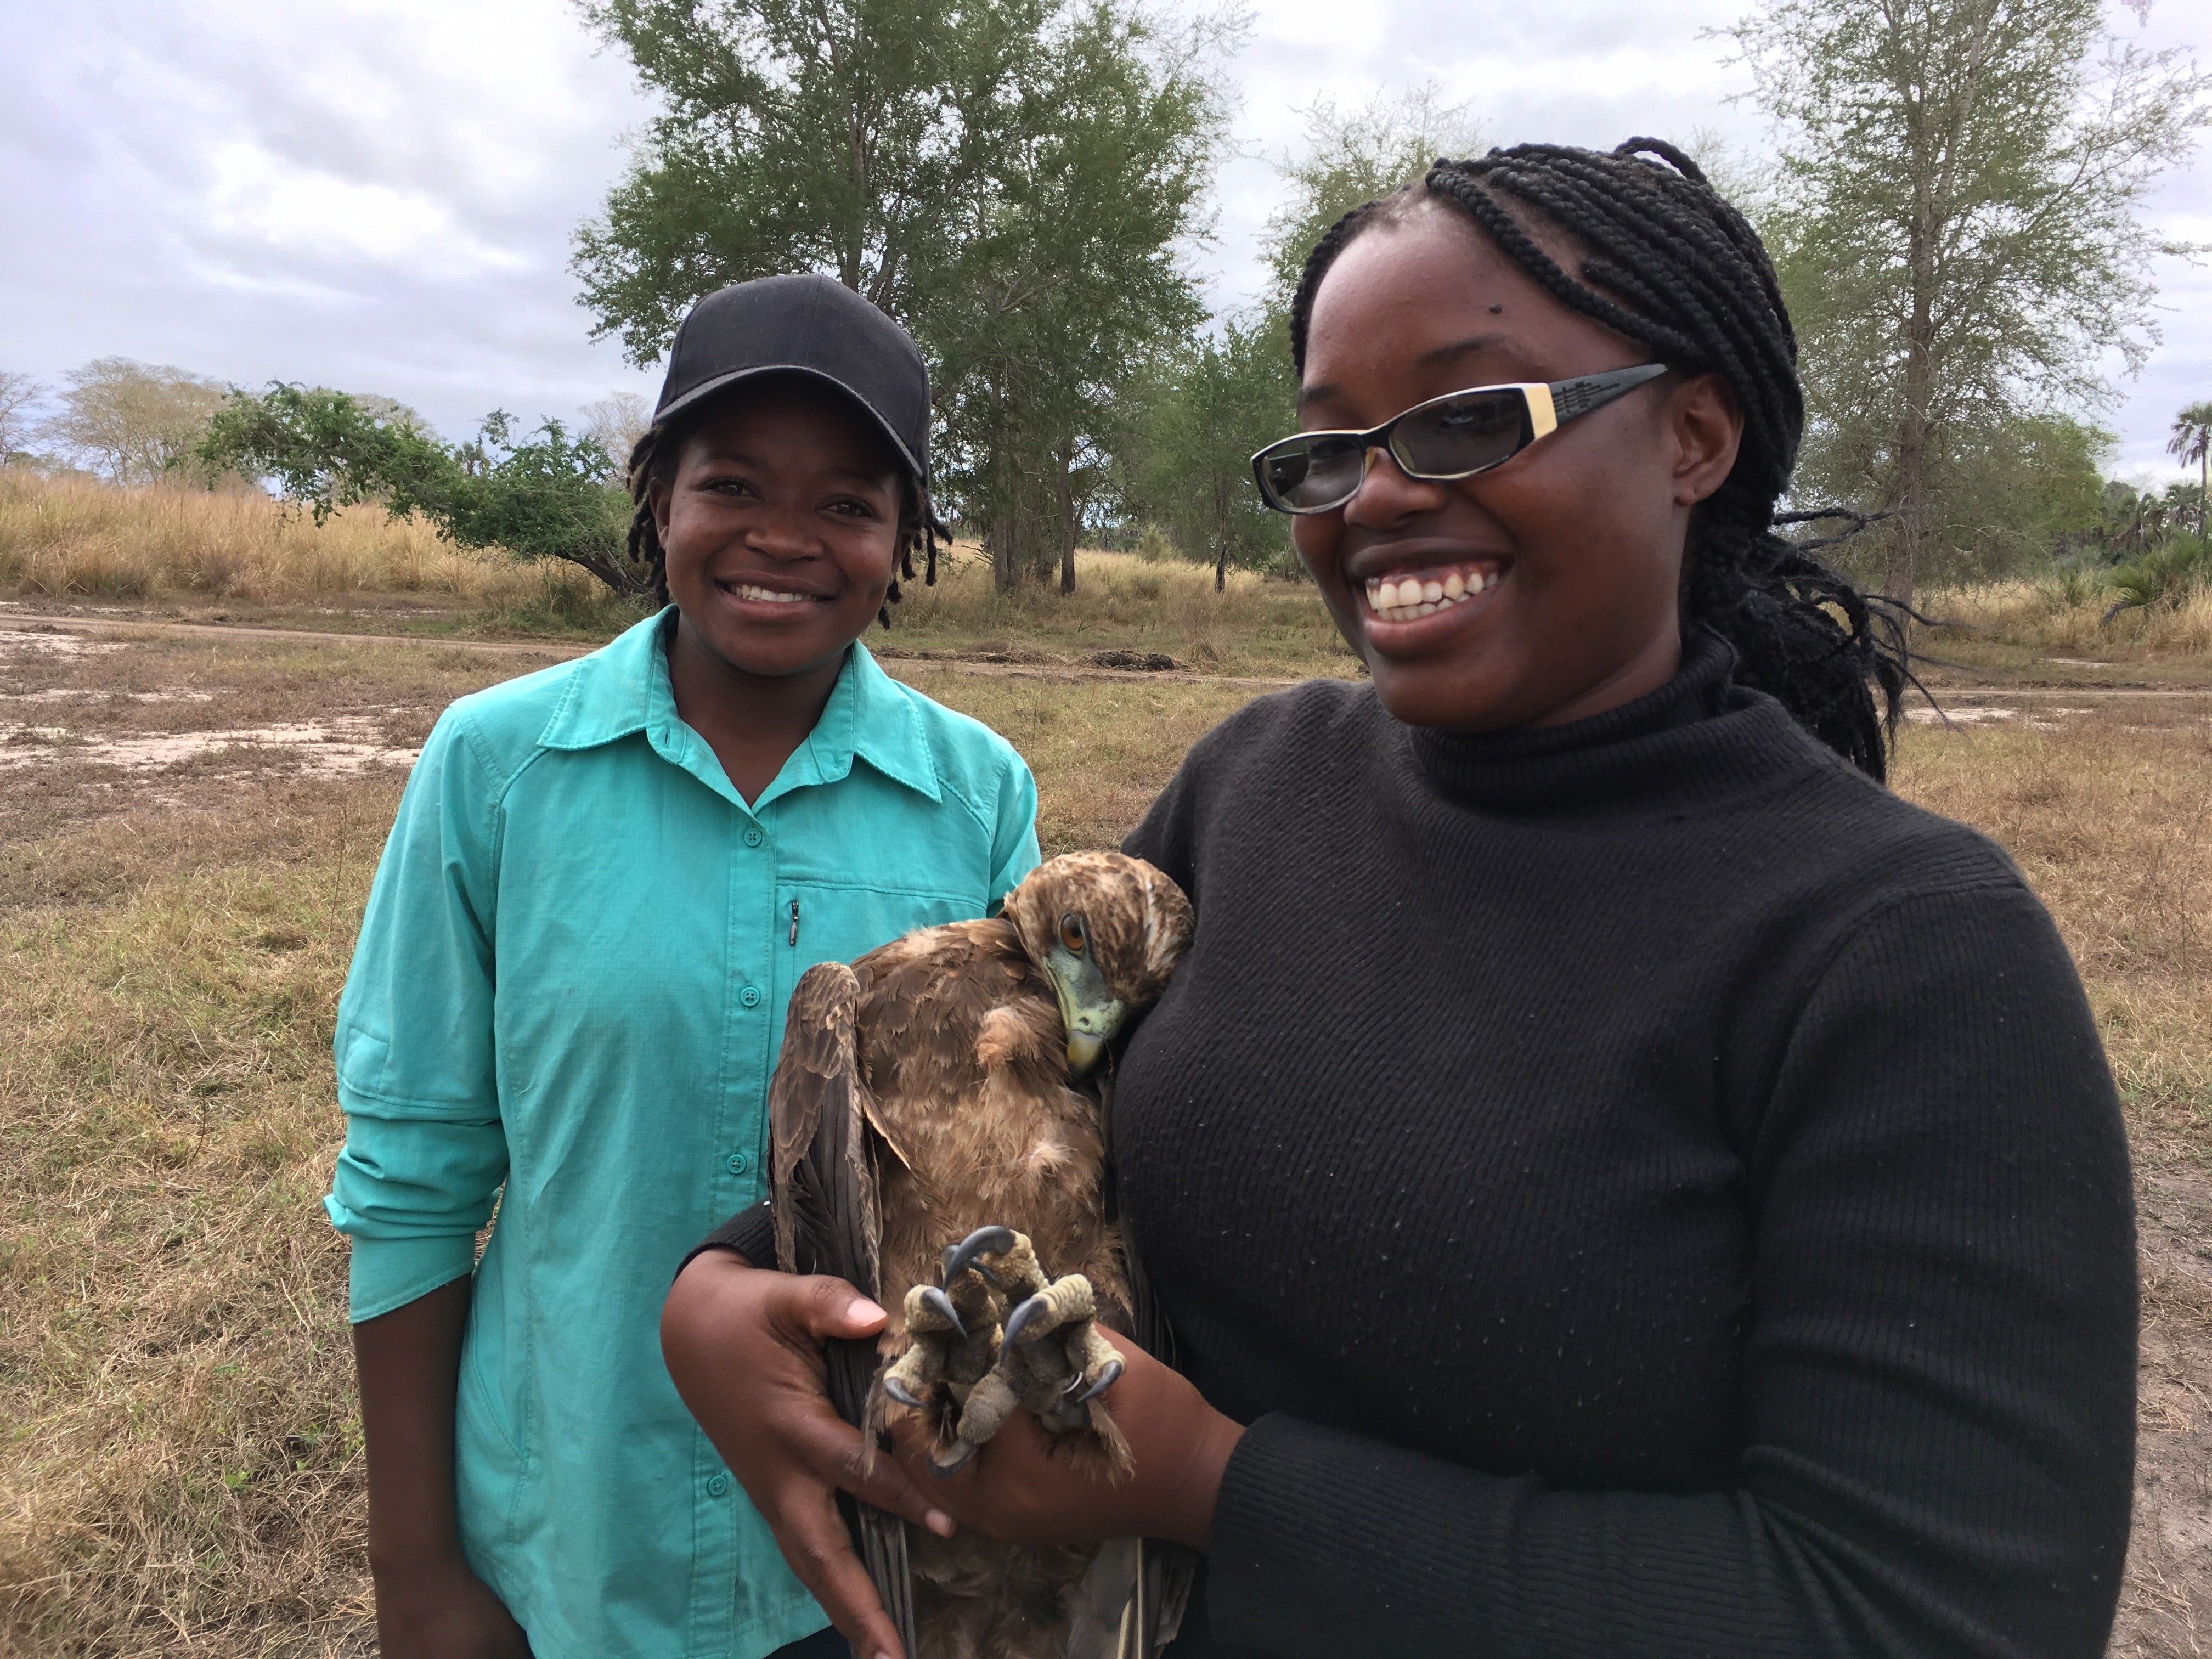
[1203,881,2137,1659]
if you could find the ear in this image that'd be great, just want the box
[648,473,674,545]
[1668,373,1744,509]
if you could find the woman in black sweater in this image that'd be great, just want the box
[663,140,2136,1658]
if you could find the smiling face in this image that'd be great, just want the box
[1293,201,1745,731]
[651,374,906,681]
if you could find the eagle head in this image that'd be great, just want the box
[1002,851,1194,1075]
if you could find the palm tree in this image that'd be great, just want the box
[2169,400,2212,537]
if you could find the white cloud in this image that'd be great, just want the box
[0,0,2203,475]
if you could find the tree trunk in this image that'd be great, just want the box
[1891,178,1938,606]
[987,518,1019,594]
[1054,438,1079,594]
[1212,476,1229,593]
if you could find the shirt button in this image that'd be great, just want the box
[743,827,764,848]
[726,1152,750,1176]
[740,985,762,1008]
[706,1473,730,1498]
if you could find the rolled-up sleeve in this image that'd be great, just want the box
[324,706,510,1322]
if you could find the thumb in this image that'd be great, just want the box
[783,1273,889,1344]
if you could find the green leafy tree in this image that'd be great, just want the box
[574,0,1228,595]
[1260,86,1486,306]
[0,370,44,463]
[1122,314,1293,589]
[2169,399,2212,535]
[199,385,651,599]
[928,1,1226,591]
[1928,414,2111,578]
[1729,0,2212,599]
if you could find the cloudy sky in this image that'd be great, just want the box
[5,0,2205,481]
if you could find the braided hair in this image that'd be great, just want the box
[623,397,949,628]
[1289,138,1907,781]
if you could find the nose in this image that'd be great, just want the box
[745,499,821,561]
[1342,444,1449,529]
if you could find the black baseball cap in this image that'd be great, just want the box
[651,273,932,487]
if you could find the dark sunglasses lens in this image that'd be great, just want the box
[1393,391,1528,477]
[1261,436,1365,511]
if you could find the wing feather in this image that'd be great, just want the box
[768,962,917,1655]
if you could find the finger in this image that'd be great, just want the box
[774,1273,889,1346]
[800,1396,956,1538]
[776,1493,908,1659]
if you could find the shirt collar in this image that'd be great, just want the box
[536,610,940,806]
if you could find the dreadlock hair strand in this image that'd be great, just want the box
[1289,139,1905,780]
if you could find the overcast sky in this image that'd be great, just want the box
[5,0,2205,481]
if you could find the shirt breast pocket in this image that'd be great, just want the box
[771,881,983,1039]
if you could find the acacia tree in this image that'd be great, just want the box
[928,1,1224,591]
[574,0,1228,594]
[0,371,43,462]
[43,358,229,485]
[1730,0,2211,600]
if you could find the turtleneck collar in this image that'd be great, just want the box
[1404,628,1831,817]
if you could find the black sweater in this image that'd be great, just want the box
[1109,634,2136,1658]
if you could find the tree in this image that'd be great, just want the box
[43,358,230,485]
[0,371,43,463]
[583,391,654,466]
[1121,315,1291,588]
[1931,413,2110,577]
[2169,399,2212,535]
[573,0,1230,593]
[1260,86,1487,306]
[928,1,1226,591]
[1731,0,2212,600]
[199,385,652,599]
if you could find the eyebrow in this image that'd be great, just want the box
[1299,332,1516,410]
[692,447,895,489]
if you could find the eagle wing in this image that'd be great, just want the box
[769,961,918,1657]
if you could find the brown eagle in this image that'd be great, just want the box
[768,850,1195,1659]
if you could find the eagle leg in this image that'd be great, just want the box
[994,1264,1137,1483]
[886,1272,1001,1468]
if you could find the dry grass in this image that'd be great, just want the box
[0,472,584,616]
[1921,577,2212,661]
[878,548,1348,678]
[2,622,2208,1656]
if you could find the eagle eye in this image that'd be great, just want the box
[1058,912,1087,955]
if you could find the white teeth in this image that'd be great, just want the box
[733,584,809,604]
[1365,566,1501,619]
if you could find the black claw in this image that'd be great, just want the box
[943,1225,1018,1286]
[884,1375,923,1408]
[929,1440,978,1477]
[919,1285,966,1338]
[1002,1293,1051,1348]
[1071,1358,1122,1404]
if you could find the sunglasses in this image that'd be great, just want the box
[1250,364,1671,516]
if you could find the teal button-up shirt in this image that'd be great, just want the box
[324,612,1039,1658]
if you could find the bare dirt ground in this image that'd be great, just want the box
[2,613,2207,1656]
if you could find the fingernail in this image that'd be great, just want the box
[848,1297,885,1324]
[926,1508,955,1537]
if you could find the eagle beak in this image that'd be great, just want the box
[1045,946,1124,1077]
[1066,1029,1107,1073]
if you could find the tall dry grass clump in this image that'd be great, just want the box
[0,470,560,609]
[1922,574,2212,655]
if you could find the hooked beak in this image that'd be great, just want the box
[1045,946,1124,1076]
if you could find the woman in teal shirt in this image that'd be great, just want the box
[324,276,1037,1658]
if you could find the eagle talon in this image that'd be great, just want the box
[943,1224,1019,1286]
[1001,1293,1050,1349]
[929,1440,979,1477]
[884,1375,923,1408]
[1070,1357,1121,1404]
[919,1285,967,1339]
